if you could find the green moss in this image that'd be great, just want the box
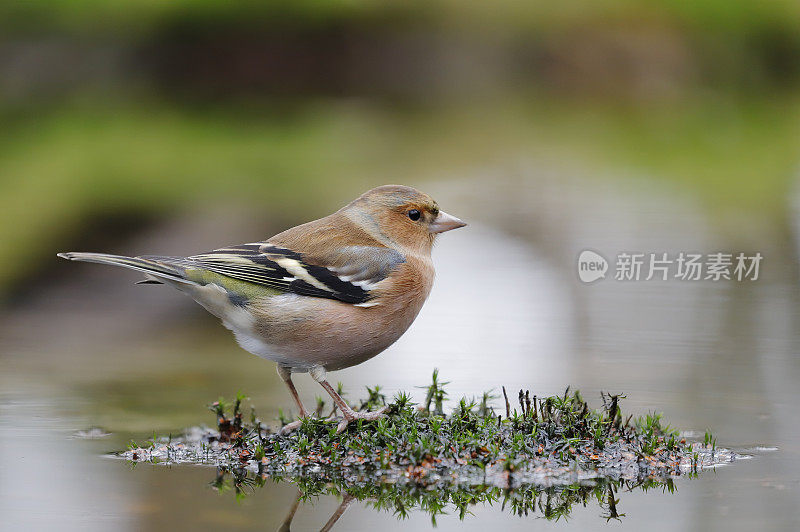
[119,373,736,522]
[122,372,728,498]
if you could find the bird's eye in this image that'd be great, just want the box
[407,209,421,221]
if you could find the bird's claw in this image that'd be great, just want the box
[279,407,388,435]
[279,419,304,435]
[336,406,388,434]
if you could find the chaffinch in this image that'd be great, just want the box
[59,185,466,432]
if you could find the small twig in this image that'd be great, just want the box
[315,397,326,417]
[525,391,532,418]
[605,395,619,436]
[502,386,511,419]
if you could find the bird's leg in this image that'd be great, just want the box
[310,366,388,433]
[277,365,310,434]
[277,365,309,417]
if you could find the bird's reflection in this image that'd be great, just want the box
[277,492,301,532]
[210,467,678,529]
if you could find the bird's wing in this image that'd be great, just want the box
[144,243,404,305]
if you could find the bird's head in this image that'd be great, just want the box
[344,185,466,252]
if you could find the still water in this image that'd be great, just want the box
[1,174,799,530]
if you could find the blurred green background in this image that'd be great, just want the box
[2,0,800,298]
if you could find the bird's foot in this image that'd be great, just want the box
[336,406,388,434]
[279,418,305,435]
[280,413,340,435]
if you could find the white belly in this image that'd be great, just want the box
[232,329,302,368]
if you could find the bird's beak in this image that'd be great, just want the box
[429,211,467,233]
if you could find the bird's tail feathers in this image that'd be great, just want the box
[57,252,197,286]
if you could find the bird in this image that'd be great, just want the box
[58,185,466,432]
